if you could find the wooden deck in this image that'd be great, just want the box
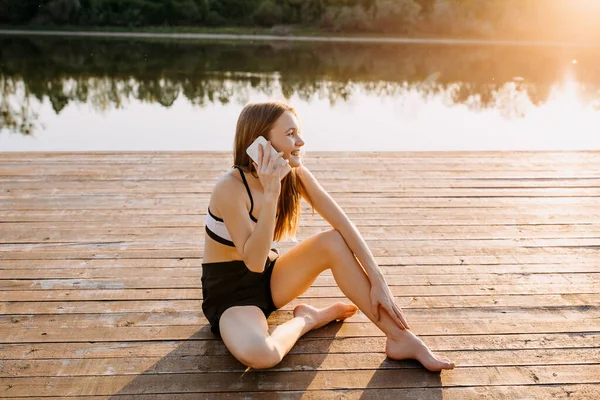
[1,151,599,399]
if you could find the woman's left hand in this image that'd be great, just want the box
[370,281,410,330]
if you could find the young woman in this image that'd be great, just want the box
[202,102,455,371]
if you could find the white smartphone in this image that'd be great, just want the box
[246,136,292,178]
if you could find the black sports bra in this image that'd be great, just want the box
[205,166,258,247]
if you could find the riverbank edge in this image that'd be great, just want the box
[1,27,600,47]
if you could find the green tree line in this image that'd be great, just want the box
[1,0,600,40]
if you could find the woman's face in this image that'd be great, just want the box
[267,110,305,168]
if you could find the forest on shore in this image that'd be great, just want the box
[1,0,599,41]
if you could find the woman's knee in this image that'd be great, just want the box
[219,307,280,369]
[235,337,282,369]
[320,229,349,261]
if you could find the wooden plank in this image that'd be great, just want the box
[2,240,598,255]
[4,232,600,245]
[4,263,599,279]
[8,156,600,165]
[4,178,600,192]
[3,283,600,302]
[7,221,600,236]
[2,216,598,226]
[3,157,599,166]
[5,224,600,243]
[3,206,599,215]
[299,385,600,400]
[4,161,600,173]
[1,316,599,342]
[1,260,597,275]
[1,366,599,396]
[2,333,598,359]
[2,168,589,178]
[1,153,598,163]
[2,272,598,290]
[2,261,598,279]
[8,232,598,245]
[3,187,600,198]
[3,159,600,170]
[4,280,600,302]
[304,284,600,297]
[4,170,599,178]
[2,197,599,209]
[4,348,600,378]
[3,306,597,331]
[2,238,600,255]
[4,294,598,314]
[2,209,597,219]
[3,250,597,262]
[4,174,600,185]
[4,385,599,400]
[3,187,600,197]
[1,258,596,272]
[2,206,597,218]
[1,211,599,221]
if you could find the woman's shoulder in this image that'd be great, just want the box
[211,169,245,201]
[208,169,254,221]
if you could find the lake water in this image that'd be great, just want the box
[1,35,600,152]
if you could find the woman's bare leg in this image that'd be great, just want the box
[219,303,357,369]
[268,302,358,353]
[270,229,455,371]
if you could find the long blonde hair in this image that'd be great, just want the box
[233,102,304,242]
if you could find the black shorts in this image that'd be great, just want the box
[201,257,279,337]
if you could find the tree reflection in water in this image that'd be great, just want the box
[1,36,599,135]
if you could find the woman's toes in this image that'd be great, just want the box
[438,355,455,365]
[333,303,358,320]
[386,334,455,371]
[440,358,456,369]
[294,303,359,331]
[428,355,455,371]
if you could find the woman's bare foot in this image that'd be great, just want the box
[293,302,358,331]
[385,329,455,372]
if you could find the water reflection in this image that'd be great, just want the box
[0,76,39,135]
[0,36,599,148]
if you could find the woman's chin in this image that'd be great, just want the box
[289,156,302,168]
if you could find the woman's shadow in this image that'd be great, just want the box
[106,319,342,398]
[107,316,442,399]
[358,357,444,399]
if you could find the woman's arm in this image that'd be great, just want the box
[297,165,410,329]
[296,165,386,286]
[214,178,277,273]
[218,143,288,272]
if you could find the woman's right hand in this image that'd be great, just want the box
[253,141,289,200]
